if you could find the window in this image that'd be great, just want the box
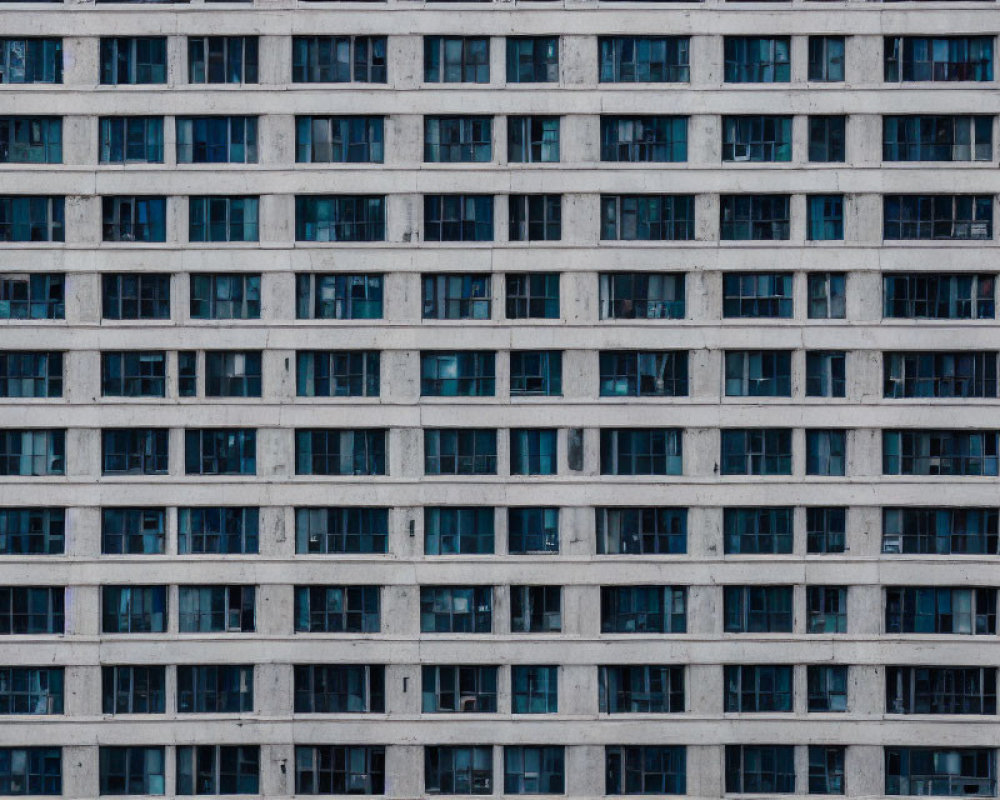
[425,747,493,795]
[178,507,258,555]
[420,586,492,632]
[887,666,996,715]
[724,508,793,554]
[0,430,63,476]
[882,508,999,555]
[599,37,690,82]
[510,351,561,396]
[295,195,385,242]
[101,352,166,397]
[0,588,61,635]
[0,39,61,84]
[295,745,385,795]
[0,352,60,398]
[176,746,258,795]
[601,116,687,162]
[885,195,993,240]
[424,36,489,83]
[425,116,492,163]
[99,117,162,164]
[507,116,558,163]
[508,508,559,554]
[0,117,60,164]
[178,585,254,633]
[810,747,846,796]
[724,585,793,632]
[884,352,998,399]
[883,430,999,476]
[292,36,386,83]
[296,116,383,163]
[184,429,256,475]
[296,274,383,319]
[808,195,844,241]
[188,36,258,84]
[722,116,792,162]
[0,196,64,242]
[884,115,993,162]
[599,273,685,320]
[510,586,561,632]
[885,748,995,797]
[809,36,845,81]
[295,429,386,476]
[724,36,791,82]
[596,507,686,555]
[102,666,165,714]
[189,197,258,242]
[101,508,165,555]
[202,351,261,397]
[424,429,497,475]
[807,430,846,476]
[102,274,170,320]
[421,352,495,397]
[295,586,380,633]
[294,507,388,554]
[725,351,791,397]
[807,586,848,633]
[100,37,167,85]
[190,274,260,319]
[599,665,684,713]
[600,350,687,397]
[886,587,997,634]
[506,36,558,83]
[509,195,561,242]
[101,428,168,476]
[808,665,848,712]
[0,509,64,555]
[176,117,256,164]
[807,508,847,554]
[511,666,557,714]
[294,664,384,713]
[726,746,795,794]
[723,273,793,317]
[503,275,559,321]
[425,507,494,555]
[809,116,846,162]
[99,747,165,796]
[885,36,993,82]
[600,586,686,633]
[297,351,380,397]
[511,429,557,475]
[177,664,253,714]
[883,274,995,319]
[720,195,790,240]
[180,353,197,397]
[424,195,493,242]
[0,274,63,319]
[600,429,682,475]
[101,586,166,633]
[808,273,846,319]
[504,747,564,795]
[605,746,686,795]
[102,196,165,243]
[0,667,63,714]
[720,429,793,475]
[725,665,793,712]
[0,749,60,796]
[422,665,497,712]
[600,195,694,241]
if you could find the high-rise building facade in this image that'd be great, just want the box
[0,2,999,798]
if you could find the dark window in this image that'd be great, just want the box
[0,509,64,555]
[0,39,61,84]
[724,507,793,554]
[807,585,848,633]
[101,428,168,475]
[508,508,559,554]
[884,115,993,162]
[424,429,497,475]
[0,587,63,634]
[885,36,993,82]
[511,666,558,714]
[725,745,795,794]
[425,507,494,555]
[810,747,846,796]
[204,351,261,397]
[176,117,256,164]
[724,585,793,632]
[425,746,493,795]
[599,37,690,82]
[293,664,384,713]
[100,37,166,85]
[599,351,688,397]
[0,117,60,164]
[98,747,165,796]
[178,352,196,397]
[0,667,63,715]
[807,429,847,476]
[507,116,558,163]
[505,273,559,318]
[101,586,166,633]
[0,430,64,476]
[885,748,995,797]
[102,666,165,714]
[295,196,385,242]
[0,352,61,398]
[0,748,61,796]
[294,507,388,555]
[724,665,793,712]
[885,587,997,634]
[296,116,383,163]
[599,273,685,320]
[504,747,564,795]
[295,586,380,633]
[808,195,844,241]
[808,272,846,319]
[510,585,561,632]
[724,351,791,396]
[0,273,63,319]
[102,274,170,320]
[421,352,495,396]
[720,429,793,475]
[884,352,998,399]
[886,666,996,715]
[724,37,791,82]
[723,273,793,317]
[102,196,165,243]
[600,195,694,241]
[424,195,494,242]
[175,746,259,795]
[294,745,385,795]
[808,665,848,712]
[882,508,999,555]
[882,430,999,476]
[509,195,561,242]
[809,36,845,81]
[511,428,557,475]
[605,746,686,795]
[178,507,258,554]
[596,507,687,555]
[422,665,497,712]
[600,429,682,475]
[884,195,993,240]
[188,36,257,84]
[720,195,790,240]
[510,351,562,396]
[99,117,163,164]
[599,665,684,713]
[101,352,166,397]
[0,196,64,242]
[190,274,260,319]
[424,36,489,83]
[101,508,165,555]
[292,36,386,83]
[184,429,256,475]
[296,274,383,319]
[601,116,687,162]
[808,116,846,162]
[425,116,492,163]
[883,274,995,319]
[295,429,386,476]
[297,351,380,397]
[506,37,558,83]
[807,507,846,554]
[600,586,687,633]
[189,196,258,242]
[419,586,492,632]
[722,115,792,162]
[178,585,255,633]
